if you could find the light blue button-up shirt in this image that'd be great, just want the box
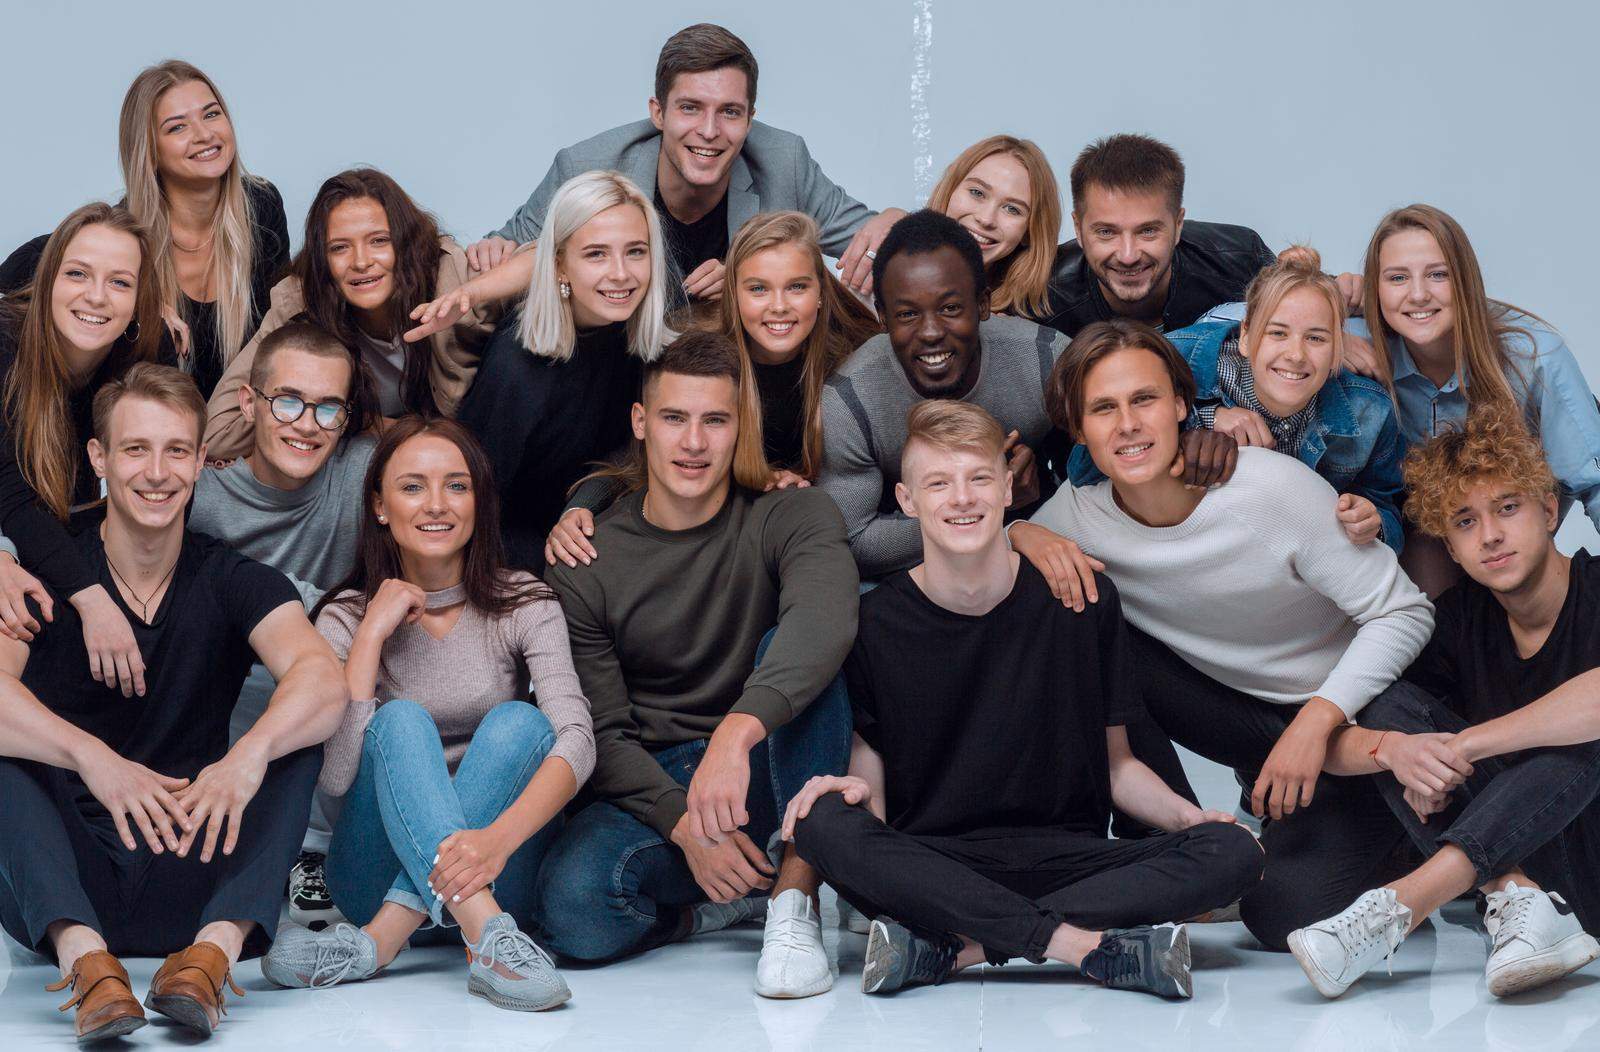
[1348,310,1600,529]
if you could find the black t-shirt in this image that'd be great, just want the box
[654,187,729,287]
[22,528,300,781]
[847,560,1137,837]
[753,355,807,471]
[1406,550,1600,725]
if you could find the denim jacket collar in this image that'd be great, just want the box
[1186,319,1360,440]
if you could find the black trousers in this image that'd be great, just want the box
[0,748,319,962]
[1360,685,1600,934]
[1127,628,1408,950]
[793,794,1262,964]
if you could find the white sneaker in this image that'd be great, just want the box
[1484,883,1600,997]
[839,900,871,935]
[1288,888,1413,998]
[754,889,833,999]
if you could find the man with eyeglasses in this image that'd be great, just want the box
[189,321,373,930]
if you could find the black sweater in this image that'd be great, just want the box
[752,354,807,472]
[0,178,290,399]
[456,319,642,568]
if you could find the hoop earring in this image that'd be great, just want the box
[124,317,140,342]
[559,281,571,300]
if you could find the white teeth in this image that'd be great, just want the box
[417,524,452,532]
[1406,310,1438,320]
[687,147,721,157]
[1272,368,1310,381]
[947,515,981,525]
[1115,443,1152,456]
[72,311,109,325]
[600,289,633,300]
[191,146,221,159]
[764,321,795,334]
[283,438,316,451]
[970,232,997,245]
[918,351,954,366]
[137,491,174,503]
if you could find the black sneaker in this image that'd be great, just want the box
[1081,923,1192,999]
[861,919,960,995]
[288,851,341,931]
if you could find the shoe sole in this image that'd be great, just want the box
[78,1014,146,1045]
[861,920,905,995]
[1287,929,1355,999]
[466,974,571,1012]
[754,970,835,999]
[1162,925,1193,999]
[144,994,214,1036]
[1488,932,1600,997]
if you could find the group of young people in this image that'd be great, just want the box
[2,20,1599,1045]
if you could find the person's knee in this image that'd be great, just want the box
[790,792,855,864]
[1193,821,1265,892]
[1239,877,1312,952]
[534,855,635,962]
[366,698,434,742]
[474,702,556,761]
[1358,680,1437,732]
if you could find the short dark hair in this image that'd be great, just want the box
[1046,319,1196,441]
[249,320,354,393]
[1069,134,1185,215]
[871,209,987,310]
[655,24,758,107]
[93,362,208,446]
[644,328,744,395]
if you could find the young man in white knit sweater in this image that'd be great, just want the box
[1009,318,1435,952]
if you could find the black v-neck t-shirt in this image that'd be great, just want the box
[1405,549,1600,725]
[22,528,300,781]
[847,560,1137,838]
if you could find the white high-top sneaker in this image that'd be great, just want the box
[1484,883,1600,997]
[755,889,833,999]
[1288,888,1413,998]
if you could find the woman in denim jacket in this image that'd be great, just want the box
[1070,247,1406,552]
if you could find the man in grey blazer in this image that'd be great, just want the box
[467,24,903,299]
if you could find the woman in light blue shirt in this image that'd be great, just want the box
[1348,203,1600,594]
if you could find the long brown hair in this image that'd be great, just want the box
[716,212,880,479]
[1360,204,1531,410]
[1,204,162,519]
[927,136,1062,320]
[294,168,444,418]
[311,416,551,624]
[119,59,260,366]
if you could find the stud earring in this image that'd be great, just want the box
[559,281,571,299]
[378,515,387,524]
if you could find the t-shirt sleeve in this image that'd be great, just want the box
[843,638,880,751]
[219,550,303,645]
[1092,578,1138,728]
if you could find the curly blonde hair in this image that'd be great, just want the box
[1401,402,1556,538]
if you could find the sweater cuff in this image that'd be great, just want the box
[730,685,794,734]
[1312,682,1365,722]
[647,788,689,840]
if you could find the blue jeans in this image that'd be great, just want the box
[325,700,559,932]
[533,643,851,962]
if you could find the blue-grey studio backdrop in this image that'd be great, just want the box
[5,0,1597,549]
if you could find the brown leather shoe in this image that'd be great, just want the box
[44,949,147,1045]
[144,941,244,1037]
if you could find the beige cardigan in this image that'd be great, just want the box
[202,238,497,460]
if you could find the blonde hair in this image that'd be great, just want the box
[0,204,163,519]
[92,362,208,445]
[902,399,1007,474]
[518,171,668,363]
[1361,204,1531,410]
[1401,401,1557,538]
[717,211,881,478]
[1240,245,1345,369]
[927,136,1062,320]
[119,60,259,367]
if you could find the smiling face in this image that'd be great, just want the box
[881,246,989,398]
[325,197,396,321]
[152,79,235,186]
[1376,227,1455,357]
[633,370,739,513]
[1240,286,1338,418]
[1078,346,1188,488]
[896,440,1011,558]
[560,204,652,330]
[1072,185,1184,316]
[50,223,143,369]
[1442,478,1560,595]
[649,68,753,195]
[242,346,354,490]
[374,433,477,575]
[734,242,820,365]
[944,152,1033,267]
[89,396,202,533]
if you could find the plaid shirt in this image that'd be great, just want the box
[1195,336,1316,454]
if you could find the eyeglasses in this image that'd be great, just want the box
[250,387,349,431]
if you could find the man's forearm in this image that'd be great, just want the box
[0,676,111,772]
[237,654,348,761]
[1108,755,1200,832]
[1456,667,1600,762]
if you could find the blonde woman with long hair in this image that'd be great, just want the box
[0,61,288,399]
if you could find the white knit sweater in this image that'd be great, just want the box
[1025,447,1433,717]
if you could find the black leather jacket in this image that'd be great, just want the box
[1039,220,1276,338]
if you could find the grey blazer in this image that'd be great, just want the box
[489,119,876,259]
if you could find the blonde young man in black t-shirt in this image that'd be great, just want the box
[1289,405,1600,1000]
[0,365,346,1043]
[783,400,1262,999]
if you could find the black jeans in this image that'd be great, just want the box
[793,794,1262,964]
[0,748,320,961]
[1128,628,1407,950]
[1360,685,1600,934]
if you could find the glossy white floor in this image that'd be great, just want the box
[4,753,1598,1051]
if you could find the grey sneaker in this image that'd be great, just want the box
[691,894,767,936]
[466,913,570,1012]
[261,922,380,989]
[861,918,961,995]
[1081,923,1193,999]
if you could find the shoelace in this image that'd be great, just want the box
[1487,889,1537,950]
[294,859,330,898]
[909,934,960,985]
[475,927,556,978]
[1330,896,1409,975]
[308,925,372,989]
[1093,937,1145,984]
[764,912,818,953]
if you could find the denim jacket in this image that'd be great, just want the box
[1066,316,1408,552]
[1347,310,1600,531]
